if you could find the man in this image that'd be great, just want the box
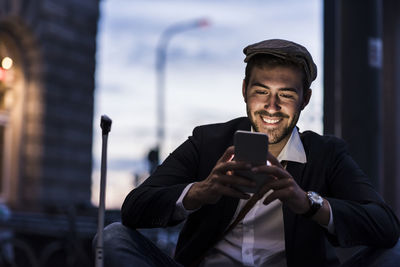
[103,39,400,266]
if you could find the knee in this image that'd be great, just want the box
[369,238,400,267]
[344,239,400,267]
[93,222,130,248]
[386,238,400,258]
[103,222,125,244]
[102,222,141,248]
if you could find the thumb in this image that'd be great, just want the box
[218,146,235,163]
[267,152,283,168]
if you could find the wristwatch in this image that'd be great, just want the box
[302,191,323,218]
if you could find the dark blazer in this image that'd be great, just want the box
[121,117,400,267]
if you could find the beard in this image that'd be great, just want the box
[247,106,300,144]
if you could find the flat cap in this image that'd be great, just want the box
[243,39,317,85]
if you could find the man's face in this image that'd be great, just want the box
[243,65,311,144]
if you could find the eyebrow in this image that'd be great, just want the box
[251,82,299,93]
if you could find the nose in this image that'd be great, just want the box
[264,94,281,112]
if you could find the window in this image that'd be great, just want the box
[0,30,23,202]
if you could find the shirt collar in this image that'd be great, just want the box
[277,127,307,163]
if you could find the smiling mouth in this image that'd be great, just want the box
[261,115,282,124]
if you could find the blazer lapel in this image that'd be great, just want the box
[286,161,305,185]
[283,161,306,261]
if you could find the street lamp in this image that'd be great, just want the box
[149,18,209,172]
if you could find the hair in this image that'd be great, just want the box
[244,54,310,97]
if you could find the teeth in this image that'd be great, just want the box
[262,117,280,123]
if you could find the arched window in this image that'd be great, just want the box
[0,30,25,202]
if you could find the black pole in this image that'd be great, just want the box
[96,115,112,267]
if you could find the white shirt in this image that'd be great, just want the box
[174,128,334,266]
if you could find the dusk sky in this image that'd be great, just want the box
[92,0,323,208]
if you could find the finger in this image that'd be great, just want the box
[217,174,256,187]
[263,189,287,205]
[261,177,299,203]
[215,160,251,174]
[218,184,251,200]
[251,165,290,179]
[218,146,235,163]
[267,152,283,168]
[262,179,299,206]
[255,177,278,196]
[263,190,279,205]
[262,178,292,191]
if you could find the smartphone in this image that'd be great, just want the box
[234,130,269,193]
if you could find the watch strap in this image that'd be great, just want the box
[302,191,323,218]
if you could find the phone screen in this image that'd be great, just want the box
[233,130,269,193]
[234,130,268,165]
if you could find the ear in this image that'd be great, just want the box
[242,79,247,103]
[301,88,312,110]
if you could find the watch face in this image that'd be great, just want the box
[308,191,323,205]
[303,191,323,218]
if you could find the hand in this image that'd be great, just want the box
[251,152,310,214]
[183,146,256,210]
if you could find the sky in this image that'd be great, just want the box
[92,0,323,209]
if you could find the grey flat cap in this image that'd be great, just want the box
[243,39,317,85]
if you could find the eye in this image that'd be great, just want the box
[280,93,295,99]
[255,90,268,95]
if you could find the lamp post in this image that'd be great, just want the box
[150,18,209,171]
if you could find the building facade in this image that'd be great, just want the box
[0,0,100,265]
[0,0,99,211]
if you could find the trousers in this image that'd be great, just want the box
[94,222,400,267]
[94,222,182,267]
